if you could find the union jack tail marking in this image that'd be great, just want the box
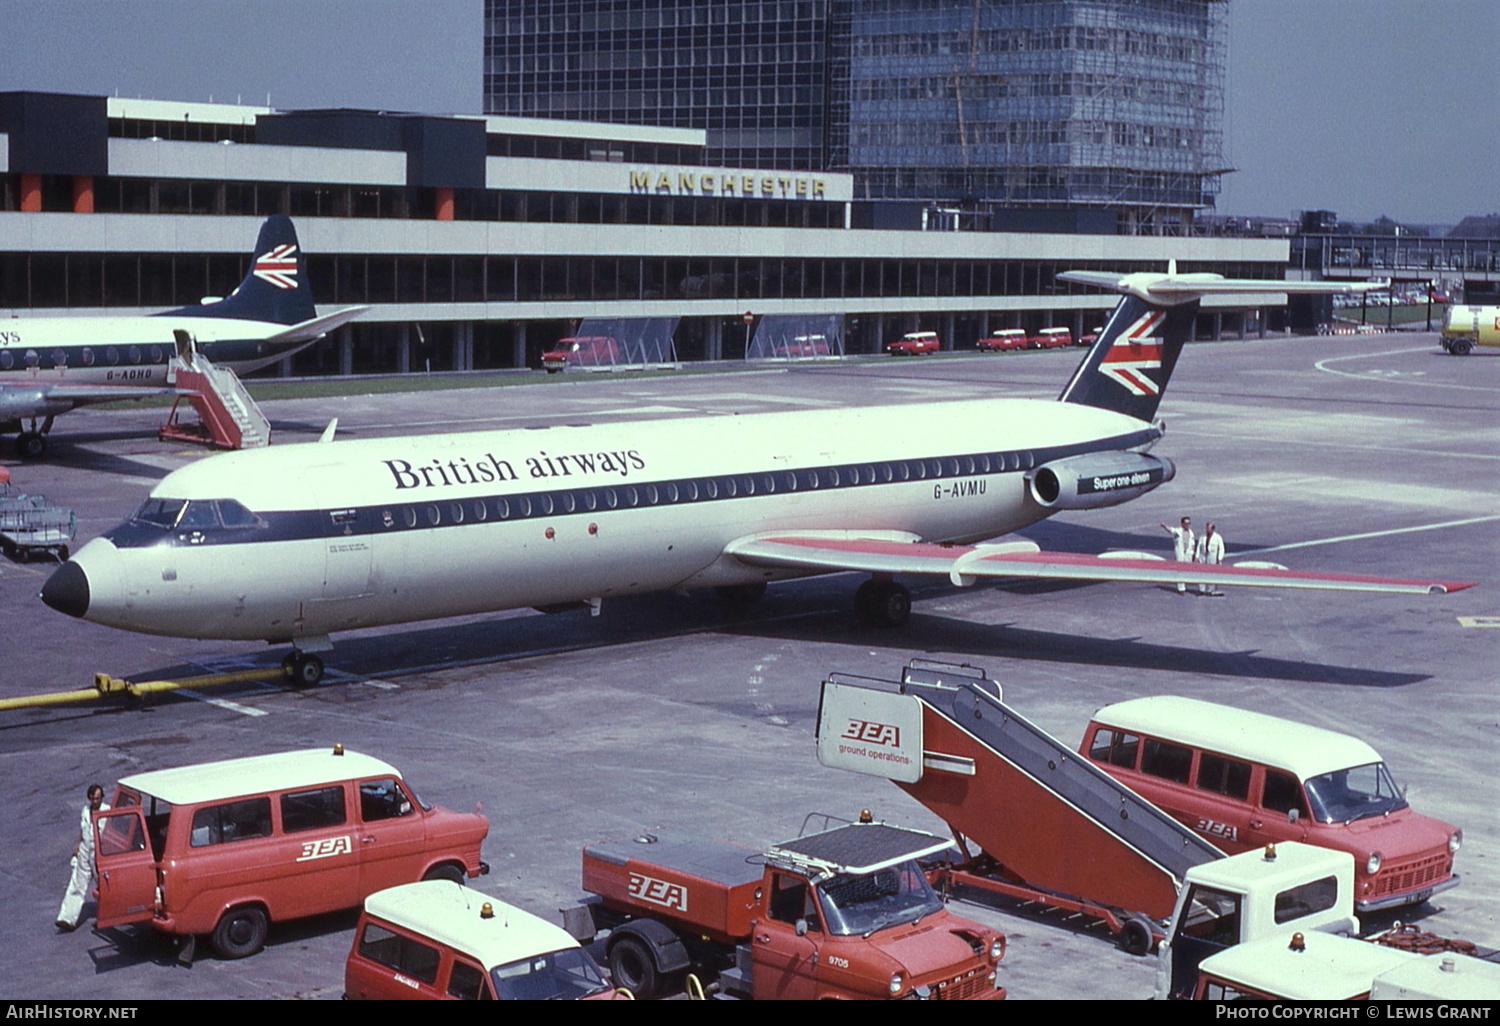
[253,244,300,290]
[1099,309,1165,396]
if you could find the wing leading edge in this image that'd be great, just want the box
[726,531,1475,596]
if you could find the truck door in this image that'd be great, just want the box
[1166,884,1243,1000]
[750,873,821,1000]
[92,808,158,928]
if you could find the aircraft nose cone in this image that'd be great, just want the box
[41,561,90,619]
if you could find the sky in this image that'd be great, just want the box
[1,0,1495,225]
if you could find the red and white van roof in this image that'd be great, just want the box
[364,881,581,970]
[1091,696,1382,781]
[118,748,399,806]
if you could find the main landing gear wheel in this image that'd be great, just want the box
[856,580,911,627]
[282,652,325,687]
[14,432,46,460]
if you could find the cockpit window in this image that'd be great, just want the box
[217,500,261,528]
[176,501,221,530]
[131,498,187,529]
[129,498,263,531]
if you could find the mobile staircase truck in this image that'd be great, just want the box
[563,813,1007,1000]
[157,330,270,450]
[816,660,1224,954]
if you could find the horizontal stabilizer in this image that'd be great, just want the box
[1060,270,1389,306]
[262,306,370,345]
[728,531,1474,595]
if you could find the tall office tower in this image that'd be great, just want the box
[841,0,1227,232]
[483,1,1228,232]
[483,0,837,170]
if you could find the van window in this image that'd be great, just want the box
[1262,770,1308,818]
[492,948,609,1001]
[1088,728,1139,769]
[98,813,148,857]
[1196,752,1252,800]
[190,797,273,847]
[280,786,347,833]
[1304,762,1407,824]
[448,960,490,1000]
[1274,875,1339,924]
[360,779,414,822]
[358,922,440,985]
[1141,738,1193,784]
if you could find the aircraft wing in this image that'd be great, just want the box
[0,381,182,418]
[261,305,371,345]
[725,530,1474,596]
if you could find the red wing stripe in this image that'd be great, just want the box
[741,536,1474,595]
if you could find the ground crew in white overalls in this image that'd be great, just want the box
[1195,522,1225,596]
[56,784,108,931]
[1160,516,1196,594]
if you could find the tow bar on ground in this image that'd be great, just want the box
[0,667,291,711]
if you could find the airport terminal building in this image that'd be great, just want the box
[0,90,1290,376]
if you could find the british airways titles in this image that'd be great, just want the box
[384,447,648,491]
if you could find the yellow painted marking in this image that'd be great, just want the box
[1457,616,1500,628]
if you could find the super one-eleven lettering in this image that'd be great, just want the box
[383,449,646,490]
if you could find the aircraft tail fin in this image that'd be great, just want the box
[159,215,315,325]
[1056,268,1387,422]
[1056,293,1198,423]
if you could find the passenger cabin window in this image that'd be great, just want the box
[1089,728,1140,769]
[360,779,413,821]
[1196,753,1253,801]
[1262,769,1309,819]
[189,797,273,847]
[1140,738,1194,785]
[358,923,440,985]
[280,786,347,833]
[1274,876,1339,924]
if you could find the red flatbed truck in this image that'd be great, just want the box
[565,815,1007,1000]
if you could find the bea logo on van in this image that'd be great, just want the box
[841,718,901,748]
[629,872,689,912]
[296,835,353,862]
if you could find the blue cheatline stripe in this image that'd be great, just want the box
[104,429,1161,550]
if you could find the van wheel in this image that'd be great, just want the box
[211,906,268,960]
[422,863,465,885]
[609,936,664,1000]
[1451,338,1473,356]
[1119,915,1155,957]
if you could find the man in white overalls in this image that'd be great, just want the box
[1160,516,1196,594]
[56,784,108,931]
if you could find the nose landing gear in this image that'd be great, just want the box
[282,650,325,686]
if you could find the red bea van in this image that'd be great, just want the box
[92,746,488,960]
[1080,697,1460,912]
